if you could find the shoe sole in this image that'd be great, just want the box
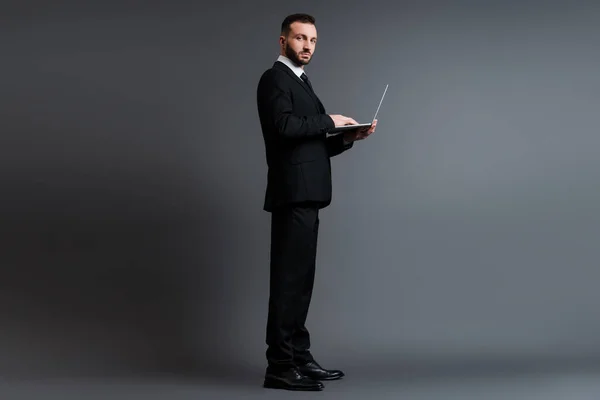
[318,375,344,381]
[263,377,323,391]
[300,372,345,381]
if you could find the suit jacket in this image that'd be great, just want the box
[257,61,353,212]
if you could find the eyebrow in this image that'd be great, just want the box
[296,33,317,40]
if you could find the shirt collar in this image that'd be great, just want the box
[276,55,305,78]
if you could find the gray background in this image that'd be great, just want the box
[1,0,600,381]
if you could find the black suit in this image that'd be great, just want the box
[256,60,352,370]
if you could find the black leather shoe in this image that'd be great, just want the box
[263,366,324,391]
[297,360,345,381]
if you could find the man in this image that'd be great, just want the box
[256,13,377,391]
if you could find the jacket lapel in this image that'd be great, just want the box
[274,62,322,112]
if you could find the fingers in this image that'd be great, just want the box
[368,119,378,133]
[330,114,361,127]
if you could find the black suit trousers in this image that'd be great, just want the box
[266,203,320,369]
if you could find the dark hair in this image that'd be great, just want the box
[281,13,315,36]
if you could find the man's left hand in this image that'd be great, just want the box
[343,119,378,143]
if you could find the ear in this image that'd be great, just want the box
[279,36,285,46]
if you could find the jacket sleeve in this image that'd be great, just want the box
[326,132,354,157]
[258,71,335,138]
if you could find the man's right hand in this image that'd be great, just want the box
[329,114,359,127]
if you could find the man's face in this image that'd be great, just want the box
[281,22,317,66]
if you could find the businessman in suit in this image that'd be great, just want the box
[256,13,377,391]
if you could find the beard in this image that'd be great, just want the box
[285,44,311,66]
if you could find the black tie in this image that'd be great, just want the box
[301,73,314,93]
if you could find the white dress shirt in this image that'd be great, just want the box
[277,55,304,79]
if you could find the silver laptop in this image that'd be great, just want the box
[328,84,388,134]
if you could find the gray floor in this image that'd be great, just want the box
[3,362,600,400]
